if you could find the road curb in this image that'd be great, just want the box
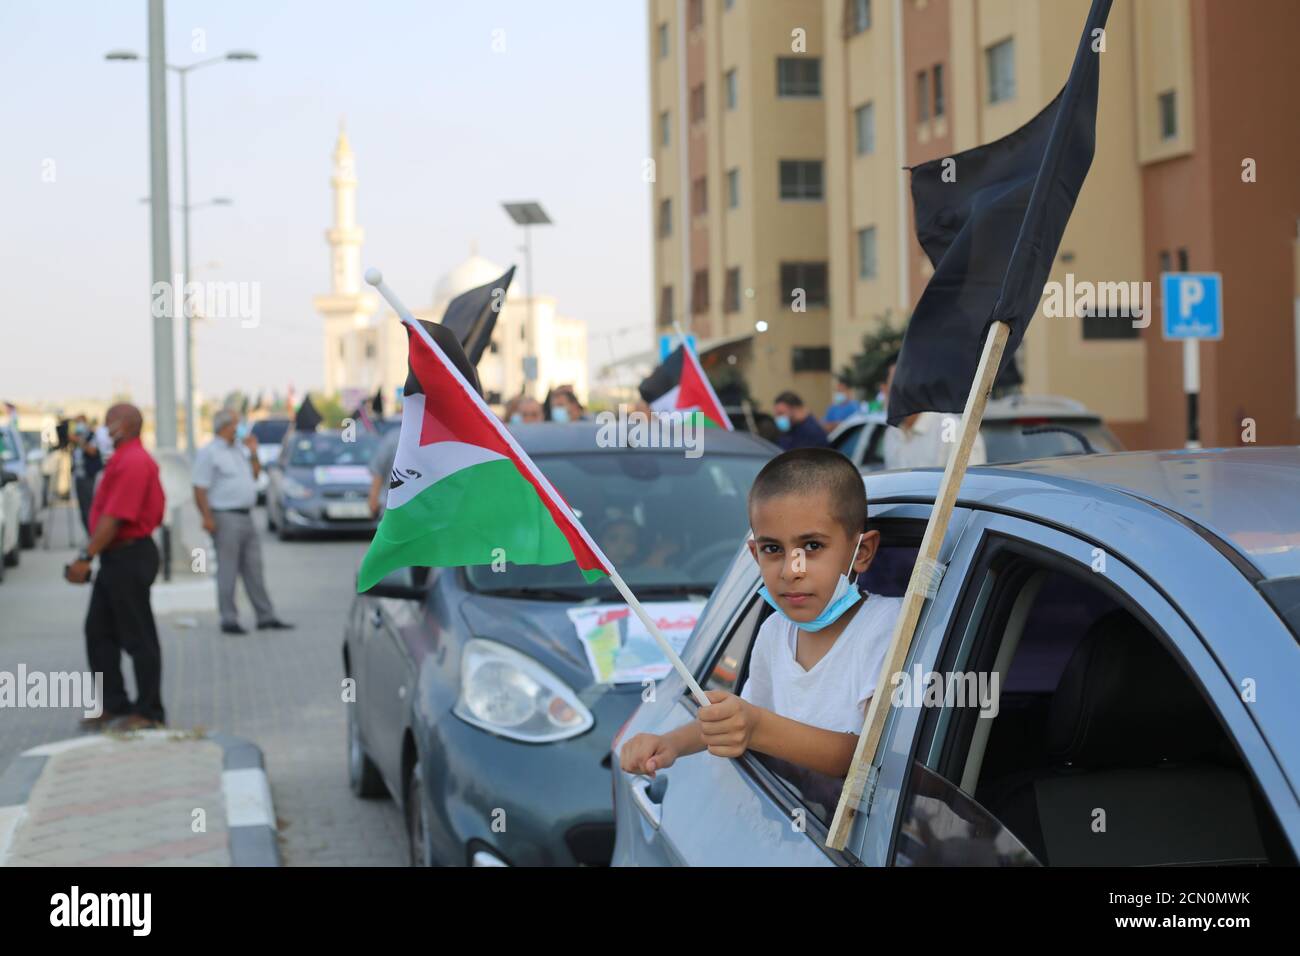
[0,729,280,867]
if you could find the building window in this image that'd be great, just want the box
[848,0,871,34]
[688,0,703,29]
[857,226,878,279]
[488,341,498,355]
[659,110,670,148]
[690,83,706,123]
[725,0,734,9]
[725,69,738,110]
[792,347,832,372]
[727,168,740,208]
[658,198,672,238]
[520,324,526,342]
[691,177,708,217]
[916,70,930,123]
[1158,90,1177,140]
[779,160,824,200]
[854,102,876,155]
[986,38,1015,104]
[777,57,822,97]
[724,267,741,312]
[657,23,669,59]
[1159,250,1172,273]
[365,341,376,359]
[780,262,829,308]
[338,341,344,359]
[1177,248,1189,271]
[659,285,674,325]
[933,64,945,118]
[691,270,710,314]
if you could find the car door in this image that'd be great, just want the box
[362,572,432,792]
[874,510,1300,865]
[617,503,977,866]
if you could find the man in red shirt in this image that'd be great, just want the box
[64,403,167,730]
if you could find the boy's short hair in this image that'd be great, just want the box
[773,391,804,408]
[748,448,867,539]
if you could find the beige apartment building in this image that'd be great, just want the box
[649,0,835,409]
[653,0,1300,449]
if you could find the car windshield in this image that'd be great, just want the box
[465,451,767,597]
[982,420,1122,463]
[287,432,377,467]
[20,431,42,450]
[0,432,18,462]
[251,419,290,444]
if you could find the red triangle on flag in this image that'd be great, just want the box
[676,347,732,429]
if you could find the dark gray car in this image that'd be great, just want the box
[265,429,380,539]
[343,422,777,866]
[612,446,1300,866]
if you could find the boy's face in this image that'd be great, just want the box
[747,489,880,625]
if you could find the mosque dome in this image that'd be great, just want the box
[433,246,508,305]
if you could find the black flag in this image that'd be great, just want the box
[439,266,516,366]
[888,0,1111,425]
[294,394,323,433]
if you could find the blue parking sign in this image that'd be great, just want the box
[660,333,696,361]
[1161,273,1223,340]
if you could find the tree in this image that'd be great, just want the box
[840,310,905,398]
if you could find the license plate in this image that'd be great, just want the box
[326,501,370,520]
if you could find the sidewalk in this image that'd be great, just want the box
[0,729,278,867]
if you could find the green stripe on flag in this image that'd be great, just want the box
[357,457,606,592]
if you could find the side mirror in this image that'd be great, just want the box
[359,565,431,601]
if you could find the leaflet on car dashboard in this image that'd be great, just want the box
[568,602,699,684]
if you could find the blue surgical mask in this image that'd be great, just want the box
[757,532,865,633]
[775,414,791,432]
[235,422,249,441]
[509,412,523,425]
[833,392,849,405]
[551,406,570,423]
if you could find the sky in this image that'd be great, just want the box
[0,0,653,406]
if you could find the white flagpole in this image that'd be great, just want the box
[365,268,712,708]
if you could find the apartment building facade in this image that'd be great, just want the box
[654,0,1300,448]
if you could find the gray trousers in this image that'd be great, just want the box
[212,511,275,626]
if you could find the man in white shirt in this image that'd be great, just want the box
[882,356,987,470]
[192,409,293,635]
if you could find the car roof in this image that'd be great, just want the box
[866,446,1300,581]
[508,421,778,456]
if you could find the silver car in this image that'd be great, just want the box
[829,394,1123,471]
[612,447,1300,866]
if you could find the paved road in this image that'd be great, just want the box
[0,503,407,866]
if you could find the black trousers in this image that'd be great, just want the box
[75,475,96,533]
[85,536,165,722]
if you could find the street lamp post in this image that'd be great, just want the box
[107,48,257,455]
[502,201,552,399]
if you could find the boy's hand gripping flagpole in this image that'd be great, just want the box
[825,321,1009,850]
[364,268,712,709]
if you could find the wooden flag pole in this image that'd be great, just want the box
[826,320,1010,850]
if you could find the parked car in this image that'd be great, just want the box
[829,394,1123,471]
[0,467,22,578]
[612,446,1300,866]
[344,422,778,865]
[265,429,379,539]
[0,423,43,548]
[249,417,291,504]
[19,429,56,510]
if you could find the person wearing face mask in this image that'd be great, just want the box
[503,394,544,426]
[193,408,293,635]
[545,386,586,423]
[822,379,861,431]
[771,391,830,451]
[63,403,167,730]
[619,448,902,781]
[70,414,103,533]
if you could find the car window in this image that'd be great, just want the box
[980,420,1121,462]
[465,452,767,596]
[830,423,862,459]
[896,547,1294,866]
[700,523,924,829]
[287,433,378,467]
[0,431,17,463]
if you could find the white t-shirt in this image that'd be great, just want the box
[882,411,987,471]
[740,593,903,734]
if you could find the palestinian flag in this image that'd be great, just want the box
[356,318,613,593]
[638,343,734,430]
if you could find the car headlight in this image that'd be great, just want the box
[281,477,313,500]
[454,639,593,743]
